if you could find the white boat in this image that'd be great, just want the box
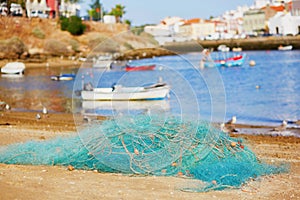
[1,62,25,75]
[81,83,170,101]
[217,45,230,52]
[278,45,293,51]
[93,55,113,69]
[51,74,75,81]
[82,100,170,111]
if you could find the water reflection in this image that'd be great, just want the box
[82,100,170,116]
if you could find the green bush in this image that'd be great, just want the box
[60,17,69,31]
[60,16,86,36]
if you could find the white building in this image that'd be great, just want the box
[144,25,172,37]
[25,0,80,18]
[144,16,190,45]
[254,0,292,8]
[60,0,80,17]
[103,15,116,24]
[269,12,300,35]
[26,0,49,18]
[190,22,215,39]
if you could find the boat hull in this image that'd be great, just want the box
[93,60,112,68]
[1,62,25,74]
[81,85,170,101]
[125,64,155,71]
[51,74,75,81]
[82,100,170,111]
[278,45,293,51]
[204,54,246,68]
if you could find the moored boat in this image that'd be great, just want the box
[51,74,75,81]
[82,99,170,111]
[204,54,246,68]
[93,55,113,69]
[217,44,230,52]
[278,45,293,51]
[81,82,170,101]
[1,62,25,76]
[125,64,155,72]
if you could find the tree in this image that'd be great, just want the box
[109,4,125,23]
[124,19,131,26]
[88,0,102,21]
[60,15,86,35]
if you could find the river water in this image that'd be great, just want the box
[0,50,299,126]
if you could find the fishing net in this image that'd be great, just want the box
[0,114,287,192]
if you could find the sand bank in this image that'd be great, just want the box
[0,111,299,199]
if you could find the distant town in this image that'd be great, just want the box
[144,0,300,45]
[0,0,299,46]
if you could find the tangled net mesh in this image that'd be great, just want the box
[0,114,287,192]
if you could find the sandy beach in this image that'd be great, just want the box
[0,111,299,199]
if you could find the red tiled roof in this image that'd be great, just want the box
[261,2,292,12]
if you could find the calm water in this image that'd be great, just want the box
[1,50,299,126]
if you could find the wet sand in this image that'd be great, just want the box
[0,111,299,199]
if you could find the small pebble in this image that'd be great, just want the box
[67,165,74,171]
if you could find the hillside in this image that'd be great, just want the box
[0,17,159,60]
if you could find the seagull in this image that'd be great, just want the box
[42,107,48,114]
[36,113,41,120]
[224,116,238,133]
[273,120,287,131]
[221,122,238,133]
[226,116,237,125]
[220,123,229,133]
[5,104,10,110]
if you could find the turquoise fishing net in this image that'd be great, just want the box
[0,114,287,192]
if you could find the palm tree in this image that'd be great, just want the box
[110,4,125,23]
[88,0,102,21]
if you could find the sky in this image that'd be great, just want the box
[80,0,254,26]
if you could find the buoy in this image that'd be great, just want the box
[230,142,237,147]
[249,60,256,66]
[255,85,261,89]
[177,171,183,176]
[134,148,139,155]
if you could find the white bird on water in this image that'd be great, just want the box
[42,107,48,114]
[273,120,287,131]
